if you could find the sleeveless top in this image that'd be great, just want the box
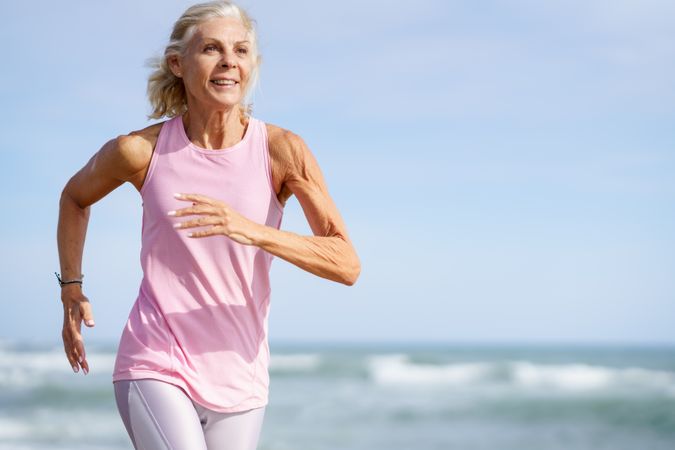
[112,114,284,413]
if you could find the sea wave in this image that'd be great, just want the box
[0,347,325,387]
[368,354,675,395]
[0,348,115,388]
[511,361,675,392]
[369,354,494,385]
[269,353,321,372]
[4,346,675,398]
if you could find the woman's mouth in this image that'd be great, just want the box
[210,79,238,87]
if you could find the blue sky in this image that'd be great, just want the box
[1,0,674,346]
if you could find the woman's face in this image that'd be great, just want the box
[170,17,254,111]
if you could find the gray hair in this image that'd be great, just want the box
[146,1,261,119]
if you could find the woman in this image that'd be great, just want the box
[56,1,360,448]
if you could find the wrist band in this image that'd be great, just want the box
[55,272,84,288]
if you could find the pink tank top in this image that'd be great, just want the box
[112,114,284,413]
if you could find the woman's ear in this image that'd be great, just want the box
[167,55,182,78]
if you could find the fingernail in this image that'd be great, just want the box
[78,355,83,363]
[173,223,182,229]
[167,210,177,216]
[73,365,79,373]
[83,367,89,375]
[173,193,183,199]
[86,320,95,326]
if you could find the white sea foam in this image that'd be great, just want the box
[270,353,321,371]
[367,354,675,394]
[511,361,675,392]
[0,348,116,388]
[511,361,612,390]
[369,354,494,385]
[0,417,31,439]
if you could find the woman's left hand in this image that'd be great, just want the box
[168,193,261,245]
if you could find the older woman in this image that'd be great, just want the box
[56,1,360,448]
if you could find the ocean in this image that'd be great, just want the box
[1,340,674,450]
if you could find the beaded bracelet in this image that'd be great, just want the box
[55,272,84,288]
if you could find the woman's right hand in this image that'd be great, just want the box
[61,286,95,374]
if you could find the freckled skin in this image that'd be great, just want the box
[57,16,361,375]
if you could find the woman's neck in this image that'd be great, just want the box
[182,106,248,150]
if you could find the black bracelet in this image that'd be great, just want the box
[55,272,84,288]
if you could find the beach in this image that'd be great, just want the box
[1,340,674,449]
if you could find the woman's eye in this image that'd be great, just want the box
[204,45,218,52]
[237,48,249,55]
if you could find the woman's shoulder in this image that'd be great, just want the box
[119,120,166,153]
[113,120,168,173]
[264,122,311,164]
[264,122,302,146]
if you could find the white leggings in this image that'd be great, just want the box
[113,379,266,450]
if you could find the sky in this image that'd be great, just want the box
[1,0,674,347]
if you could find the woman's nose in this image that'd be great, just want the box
[220,51,237,69]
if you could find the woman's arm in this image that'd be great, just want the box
[254,127,361,285]
[57,133,152,374]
